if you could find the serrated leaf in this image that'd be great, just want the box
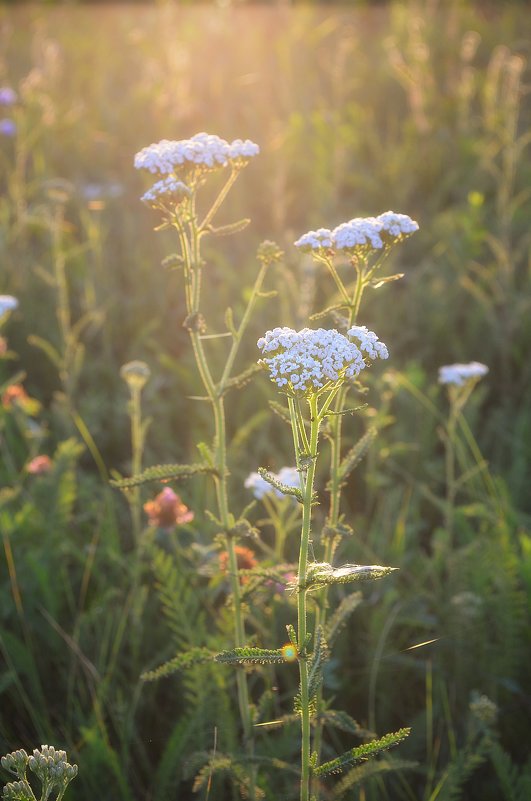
[110,462,215,489]
[295,628,328,717]
[222,363,263,393]
[286,624,297,648]
[313,728,411,776]
[310,303,344,321]
[141,647,215,681]
[224,306,236,337]
[268,400,292,425]
[333,428,376,486]
[214,647,286,666]
[303,563,397,592]
[207,218,251,236]
[257,467,304,502]
[325,592,363,645]
[27,335,63,369]
[319,710,373,739]
[332,758,417,798]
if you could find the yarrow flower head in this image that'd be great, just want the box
[257,327,366,395]
[143,487,194,530]
[348,325,389,360]
[134,132,259,179]
[245,466,300,500]
[140,176,191,207]
[294,211,418,255]
[438,362,489,387]
[0,295,18,318]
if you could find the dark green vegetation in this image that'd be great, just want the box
[0,2,530,799]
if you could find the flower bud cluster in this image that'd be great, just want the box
[438,362,488,386]
[27,745,78,788]
[348,325,389,360]
[2,779,33,801]
[245,466,300,500]
[258,327,366,394]
[294,211,418,254]
[1,751,28,779]
[134,133,259,176]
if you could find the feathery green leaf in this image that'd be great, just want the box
[313,728,411,776]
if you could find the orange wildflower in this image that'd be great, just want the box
[2,383,28,409]
[219,546,258,577]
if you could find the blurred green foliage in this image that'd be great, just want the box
[0,1,530,799]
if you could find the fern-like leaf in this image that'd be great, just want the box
[331,428,376,486]
[221,363,263,394]
[141,647,214,681]
[110,462,215,489]
[332,758,417,798]
[325,593,363,645]
[214,647,286,666]
[319,710,373,739]
[257,467,304,502]
[313,728,411,777]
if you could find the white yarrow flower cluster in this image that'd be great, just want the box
[294,211,418,253]
[257,327,366,394]
[348,325,389,360]
[134,132,259,176]
[0,295,18,317]
[438,362,489,386]
[245,467,300,500]
[141,177,190,205]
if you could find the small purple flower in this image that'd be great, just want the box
[0,87,17,107]
[0,118,17,137]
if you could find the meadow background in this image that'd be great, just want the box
[0,1,530,799]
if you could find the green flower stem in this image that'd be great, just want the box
[289,393,320,801]
[445,400,458,544]
[310,262,365,798]
[198,167,240,232]
[177,207,258,799]
[218,261,268,393]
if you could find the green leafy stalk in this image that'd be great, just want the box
[288,393,321,801]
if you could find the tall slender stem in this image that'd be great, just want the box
[290,394,320,801]
[311,262,365,797]
[182,213,256,800]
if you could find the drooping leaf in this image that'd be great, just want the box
[313,728,411,777]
